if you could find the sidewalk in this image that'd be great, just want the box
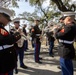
[14,45,76,75]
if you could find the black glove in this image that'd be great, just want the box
[10,29,15,34]
[13,32,21,41]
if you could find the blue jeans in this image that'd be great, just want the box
[60,57,73,75]
[34,43,41,62]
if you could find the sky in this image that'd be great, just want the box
[12,0,50,17]
[12,1,35,17]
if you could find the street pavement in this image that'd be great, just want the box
[14,45,76,75]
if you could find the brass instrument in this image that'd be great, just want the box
[40,25,45,42]
[10,26,28,48]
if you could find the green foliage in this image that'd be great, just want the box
[0,0,19,8]
[12,0,19,8]
[19,11,40,22]
[28,0,45,6]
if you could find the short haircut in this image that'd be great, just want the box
[14,21,20,23]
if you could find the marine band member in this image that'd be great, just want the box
[0,7,21,75]
[55,12,76,75]
[10,19,28,74]
[31,19,42,64]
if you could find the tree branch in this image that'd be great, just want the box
[38,0,48,23]
[51,0,72,11]
[70,4,76,11]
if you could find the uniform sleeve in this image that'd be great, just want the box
[31,27,36,38]
[0,32,21,45]
[55,25,71,39]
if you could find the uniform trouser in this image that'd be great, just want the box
[34,42,41,62]
[60,57,73,75]
[31,38,34,48]
[49,41,54,55]
[23,40,27,51]
[8,70,13,75]
[0,73,8,75]
[0,70,13,75]
[16,48,24,66]
[26,40,28,49]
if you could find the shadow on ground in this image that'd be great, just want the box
[18,67,61,75]
[22,45,76,75]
